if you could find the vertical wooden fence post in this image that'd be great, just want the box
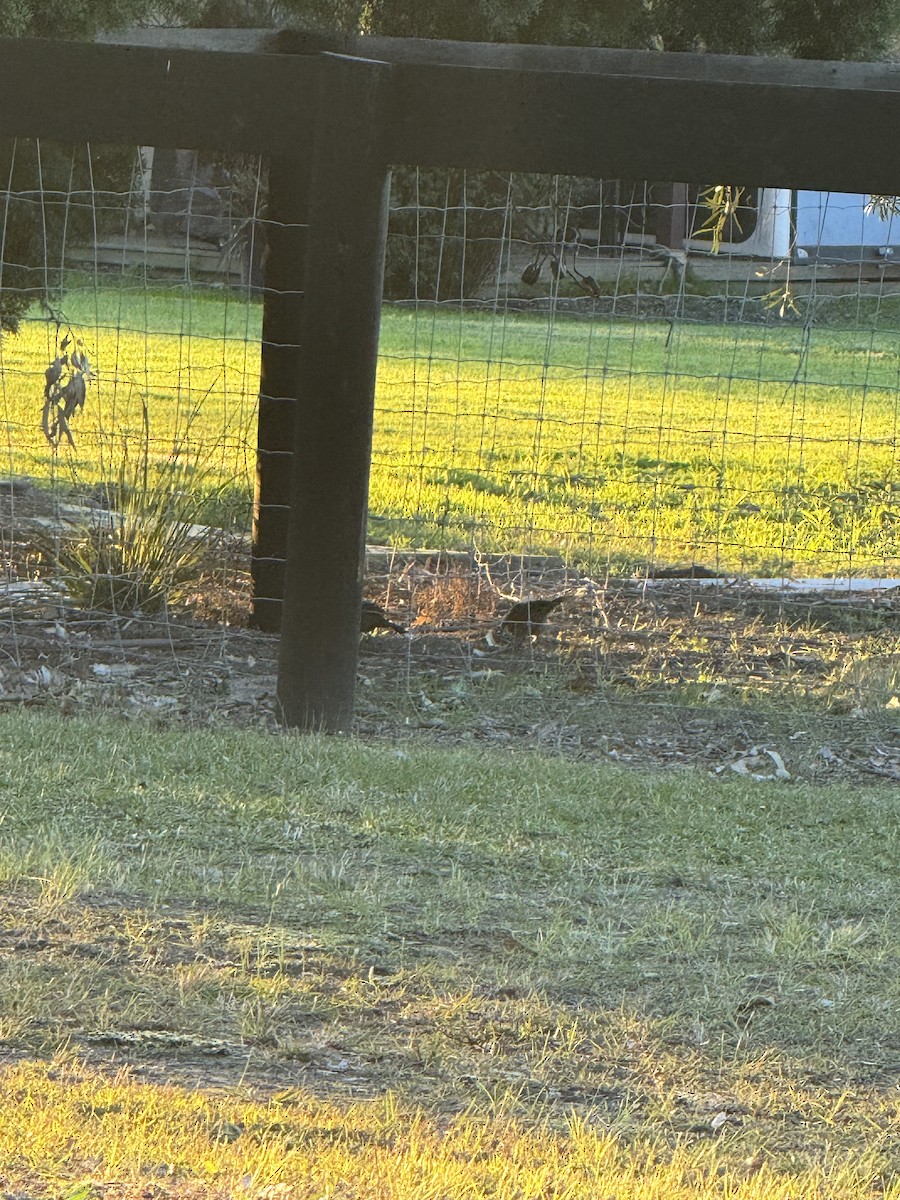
[276,52,391,731]
[250,156,309,632]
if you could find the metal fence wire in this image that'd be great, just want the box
[0,138,269,722]
[365,170,900,777]
[1,132,900,776]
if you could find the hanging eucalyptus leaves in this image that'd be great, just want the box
[42,332,92,448]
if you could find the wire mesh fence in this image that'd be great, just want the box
[2,141,899,777]
[0,137,269,720]
[375,172,900,577]
[366,170,900,780]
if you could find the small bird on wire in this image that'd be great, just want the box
[499,596,566,639]
[360,599,406,635]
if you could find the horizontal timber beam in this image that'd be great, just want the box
[5,32,900,193]
[383,62,900,194]
[100,26,900,92]
[0,36,315,155]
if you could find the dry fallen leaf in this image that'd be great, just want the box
[729,745,791,782]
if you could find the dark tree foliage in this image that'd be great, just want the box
[631,0,900,59]
[151,0,292,26]
[280,0,900,59]
[0,0,146,38]
[2,0,896,58]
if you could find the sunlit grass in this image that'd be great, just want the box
[1,285,899,574]
[372,308,900,573]
[0,710,897,1196]
[0,286,260,531]
[0,1056,894,1199]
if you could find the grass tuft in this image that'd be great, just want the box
[33,398,241,612]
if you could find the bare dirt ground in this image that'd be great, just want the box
[2,479,900,785]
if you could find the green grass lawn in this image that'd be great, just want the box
[2,284,900,574]
[0,710,896,1197]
